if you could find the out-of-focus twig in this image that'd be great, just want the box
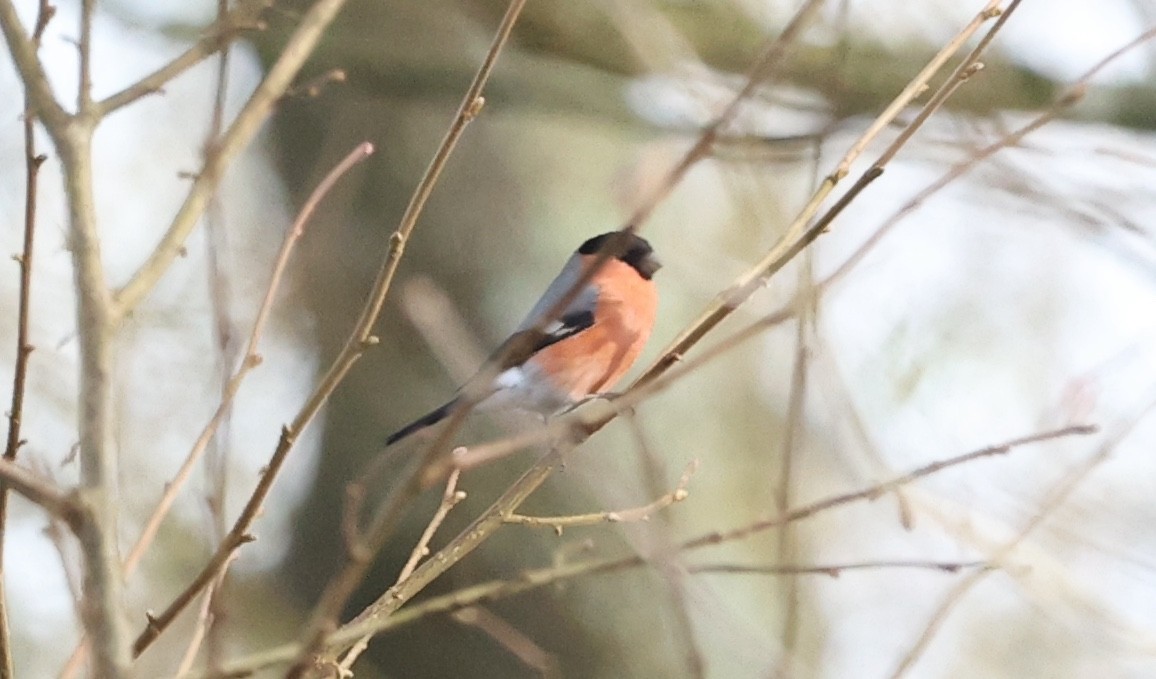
[199,423,1095,678]
[92,0,271,117]
[282,2,529,674]
[889,398,1155,679]
[123,141,373,662]
[451,606,560,679]
[336,470,466,673]
[113,0,353,318]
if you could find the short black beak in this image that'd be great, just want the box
[638,253,662,279]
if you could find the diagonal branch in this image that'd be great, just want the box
[0,0,68,129]
[92,0,270,117]
[632,0,1003,391]
[127,141,373,661]
[282,1,531,673]
[112,0,352,318]
[198,424,1095,678]
[345,6,1008,653]
[0,459,82,528]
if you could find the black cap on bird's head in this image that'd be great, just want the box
[578,232,662,280]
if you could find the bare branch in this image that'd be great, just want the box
[685,425,1099,551]
[889,401,1154,679]
[125,141,373,658]
[0,458,81,526]
[450,607,559,679]
[336,470,467,673]
[0,1,53,673]
[199,424,1095,678]
[92,0,271,117]
[504,460,698,532]
[0,0,68,129]
[689,560,990,577]
[113,0,353,317]
[273,1,530,673]
[55,108,129,678]
[632,0,1003,392]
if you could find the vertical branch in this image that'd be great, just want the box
[202,0,235,669]
[59,114,130,676]
[77,0,93,114]
[0,5,54,676]
[112,0,354,317]
[776,255,814,660]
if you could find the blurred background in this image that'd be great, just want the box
[3,0,1156,677]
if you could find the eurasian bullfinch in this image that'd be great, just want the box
[386,231,661,445]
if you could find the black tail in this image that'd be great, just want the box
[385,399,458,446]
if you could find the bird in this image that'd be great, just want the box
[385,231,661,446]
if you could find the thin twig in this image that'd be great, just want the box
[283,68,346,100]
[77,0,93,113]
[0,2,53,674]
[689,560,990,576]
[201,1,238,667]
[336,470,466,673]
[280,2,529,674]
[450,607,560,679]
[685,425,1099,551]
[125,142,373,659]
[92,0,271,117]
[776,258,814,657]
[632,0,1002,393]
[397,469,466,584]
[0,458,81,526]
[890,409,1155,677]
[504,460,698,533]
[173,554,237,679]
[197,424,1095,678]
[125,142,373,572]
[0,0,68,128]
[112,0,353,318]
